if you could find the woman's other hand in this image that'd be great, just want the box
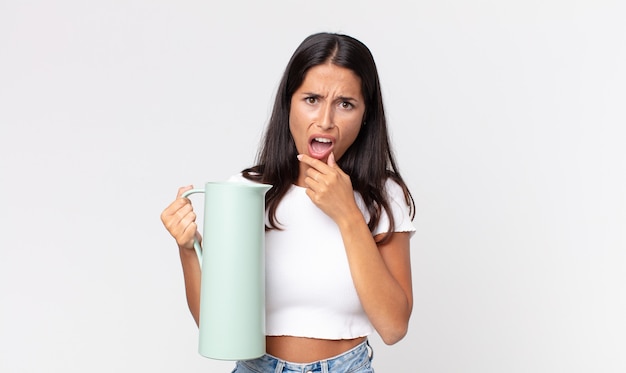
[298,153,362,226]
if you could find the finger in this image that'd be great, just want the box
[163,185,194,219]
[325,152,349,179]
[161,196,191,221]
[297,154,331,174]
[162,203,189,233]
[178,217,198,248]
[176,185,194,199]
[305,167,322,183]
[170,208,197,248]
[327,152,336,167]
[173,200,194,221]
[162,195,196,235]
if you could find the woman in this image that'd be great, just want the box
[161,32,416,372]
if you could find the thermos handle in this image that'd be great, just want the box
[181,188,204,269]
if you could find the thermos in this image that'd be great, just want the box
[182,181,271,360]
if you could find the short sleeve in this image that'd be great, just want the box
[372,179,416,237]
[226,173,247,182]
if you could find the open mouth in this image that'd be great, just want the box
[308,137,334,159]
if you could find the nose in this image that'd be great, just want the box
[316,102,334,130]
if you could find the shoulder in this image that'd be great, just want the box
[374,176,416,236]
[383,177,409,203]
[227,172,260,183]
[227,173,248,182]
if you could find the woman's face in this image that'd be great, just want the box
[289,63,366,167]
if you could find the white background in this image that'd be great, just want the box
[1,1,625,372]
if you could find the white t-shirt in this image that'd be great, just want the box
[229,174,416,339]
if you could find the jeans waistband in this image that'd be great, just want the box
[238,339,373,373]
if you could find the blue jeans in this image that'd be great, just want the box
[231,340,374,373]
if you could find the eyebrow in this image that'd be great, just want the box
[337,95,358,102]
[300,92,359,102]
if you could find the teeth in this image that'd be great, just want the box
[314,137,332,143]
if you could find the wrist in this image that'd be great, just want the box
[336,208,367,232]
[179,243,197,255]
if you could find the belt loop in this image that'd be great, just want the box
[321,360,329,373]
[366,340,374,361]
[274,360,284,373]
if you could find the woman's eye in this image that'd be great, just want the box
[340,101,353,109]
[306,97,317,104]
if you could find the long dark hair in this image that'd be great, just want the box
[242,32,414,243]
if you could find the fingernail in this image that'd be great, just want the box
[297,154,303,161]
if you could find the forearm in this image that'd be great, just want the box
[337,212,413,344]
[179,245,202,327]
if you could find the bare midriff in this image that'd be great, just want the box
[265,335,367,363]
